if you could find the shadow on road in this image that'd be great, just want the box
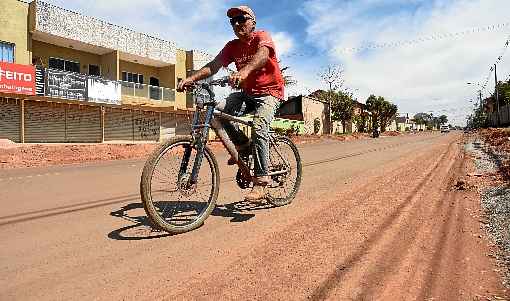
[108,202,172,240]
[212,200,275,222]
[108,199,276,240]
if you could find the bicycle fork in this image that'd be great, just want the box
[179,105,215,185]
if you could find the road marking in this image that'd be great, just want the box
[0,172,64,182]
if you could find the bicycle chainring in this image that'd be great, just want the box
[270,165,289,187]
[235,169,252,189]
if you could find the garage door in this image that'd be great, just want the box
[25,101,66,143]
[0,98,21,142]
[66,105,101,143]
[133,110,160,141]
[104,107,134,141]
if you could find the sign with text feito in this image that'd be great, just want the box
[0,62,36,96]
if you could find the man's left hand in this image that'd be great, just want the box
[229,70,250,88]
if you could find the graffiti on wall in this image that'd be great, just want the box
[46,69,87,100]
[134,115,159,140]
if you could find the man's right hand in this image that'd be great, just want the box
[177,78,194,92]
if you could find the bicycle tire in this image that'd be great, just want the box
[266,135,302,206]
[140,136,220,234]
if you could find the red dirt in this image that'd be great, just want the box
[1,132,507,300]
[0,132,390,169]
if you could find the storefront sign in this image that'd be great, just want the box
[46,69,87,100]
[87,77,121,105]
[0,62,36,95]
[35,66,45,96]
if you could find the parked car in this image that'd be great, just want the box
[440,125,450,133]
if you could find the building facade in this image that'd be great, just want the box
[277,95,328,135]
[0,0,206,143]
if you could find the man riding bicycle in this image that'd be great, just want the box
[177,5,285,201]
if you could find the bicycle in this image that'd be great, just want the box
[140,77,302,234]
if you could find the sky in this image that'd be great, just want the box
[44,0,510,126]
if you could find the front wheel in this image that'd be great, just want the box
[140,136,219,234]
[266,135,302,206]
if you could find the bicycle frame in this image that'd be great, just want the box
[180,80,289,185]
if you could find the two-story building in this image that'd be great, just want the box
[0,0,207,143]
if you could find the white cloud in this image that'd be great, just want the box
[272,32,294,56]
[40,0,510,125]
[298,0,510,125]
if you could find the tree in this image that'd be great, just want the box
[366,95,398,132]
[280,66,297,87]
[353,110,368,133]
[366,95,383,132]
[317,65,344,134]
[380,101,398,132]
[413,112,432,125]
[331,90,355,133]
[438,115,448,125]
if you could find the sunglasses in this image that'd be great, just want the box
[229,15,251,26]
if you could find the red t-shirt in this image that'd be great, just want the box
[217,30,285,100]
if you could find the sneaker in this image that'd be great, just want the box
[244,184,267,201]
[244,176,270,201]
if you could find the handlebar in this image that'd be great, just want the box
[178,76,232,102]
[200,76,230,100]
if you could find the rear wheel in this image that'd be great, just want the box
[140,136,219,234]
[266,136,302,206]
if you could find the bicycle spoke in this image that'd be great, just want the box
[144,140,217,229]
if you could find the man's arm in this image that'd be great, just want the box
[231,46,270,86]
[177,58,223,90]
[241,46,270,74]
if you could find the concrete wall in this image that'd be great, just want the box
[100,51,118,81]
[158,65,175,89]
[301,96,327,134]
[32,1,177,65]
[32,40,101,74]
[119,60,159,84]
[175,49,188,110]
[0,0,31,65]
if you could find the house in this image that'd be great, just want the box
[385,117,398,132]
[396,115,416,131]
[277,95,328,135]
[0,0,206,143]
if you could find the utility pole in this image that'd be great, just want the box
[328,81,333,135]
[479,90,482,111]
[495,64,500,126]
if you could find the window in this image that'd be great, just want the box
[122,71,143,84]
[49,57,80,73]
[0,41,15,63]
[89,64,100,76]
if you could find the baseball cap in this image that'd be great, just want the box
[227,6,256,22]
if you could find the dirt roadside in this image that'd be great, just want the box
[3,132,505,300]
[162,134,508,300]
[0,131,402,169]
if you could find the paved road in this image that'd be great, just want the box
[0,132,504,300]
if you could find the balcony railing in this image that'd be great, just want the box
[35,66,176,105]
[120,81,175,102]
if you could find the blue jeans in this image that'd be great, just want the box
[216,92,280,177]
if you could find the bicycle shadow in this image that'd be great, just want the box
[107,202,173,241]
[212,199,275,222]
[108,199,275,240]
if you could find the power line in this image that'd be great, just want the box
[479,33,510,96]
[281,22,510,58]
